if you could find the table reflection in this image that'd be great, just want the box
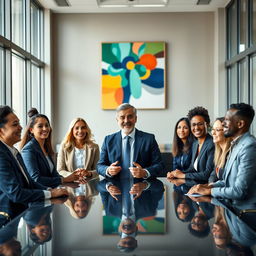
[0,177,256,256]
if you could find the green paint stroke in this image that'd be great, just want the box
[144,42,164,55]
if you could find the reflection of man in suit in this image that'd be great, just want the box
[97,103,164,179]
[98,178,164,220]
[190,103,256,200]
[0,106,68,220]
[98,178,164,252]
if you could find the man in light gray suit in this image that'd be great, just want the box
[189,103,256,200]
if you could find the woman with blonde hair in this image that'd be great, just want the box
[57,118,99,179]
[208,117,232,183]
[64,178,99,219]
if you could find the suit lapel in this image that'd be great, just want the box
[69,148,75,172]
[223,136,246,180]
[33,139,51,171]
[191,140,199,163]
[133,129,142,162]
[115,132,122,162]
[0,142,31,187]
[197,136,209,162]
[84,144,91,169]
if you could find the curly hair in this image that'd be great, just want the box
[187,106,210,124]
[230,103,255,125]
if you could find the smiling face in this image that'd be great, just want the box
[223,109,240,138]
[74,196,88,218]
[72,120,88,142]
[32,224,51,243]
[212,223,229,248]
[30,117,51,142]
[211,120,225,144]
[190,115,207,139]
[0,113,22,146]
[176,120,190,141]
[177,203,190,220]
[116,107,137,135]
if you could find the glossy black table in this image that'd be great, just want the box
[1,177,256,256]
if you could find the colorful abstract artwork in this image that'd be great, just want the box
[101,42,166,109]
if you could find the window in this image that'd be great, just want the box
[0,0,4,36]
[0,0,45,123]
[12,0,25,48]
[0,47,4,104]
[12,53,26,126]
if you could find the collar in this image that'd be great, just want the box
[121,129,135,140]
[1,140,19,156]
[230,133,246,147]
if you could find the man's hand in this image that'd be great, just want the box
[130,182,147,200]
[167,170,185,179]
[62,171,80,183]
[188,184,212,196]
[167,178,185,186]
[107,185,121,201]
[107,161,122,176]
[188,195,212,203]
[129,162,147,178]
[50,188,69,198]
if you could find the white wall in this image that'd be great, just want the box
[52,12,217,148]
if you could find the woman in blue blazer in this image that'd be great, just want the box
[169,117,194,174]
[168,107,215,181]
[20,108,78,188]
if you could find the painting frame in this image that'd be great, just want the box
[101,41,166,110]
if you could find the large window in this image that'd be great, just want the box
[0,0,44,124]
[226,0,256,135]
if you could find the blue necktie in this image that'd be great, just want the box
[121,136,131,178]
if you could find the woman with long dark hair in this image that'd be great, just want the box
[20,108,78,188]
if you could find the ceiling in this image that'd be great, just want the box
[38,0,230,13]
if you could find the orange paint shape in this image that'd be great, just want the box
[137,54,157,70]
[115,87,124,105]
[132,42,144,55]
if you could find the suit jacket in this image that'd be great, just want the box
[57,142,99,178]
[97,178,164,220]
[212,132,256,200]
[173,149,192,171]
[0,141,46,217]
[97,129,164,178]
[183,133,214,181]
[21,138,62,188]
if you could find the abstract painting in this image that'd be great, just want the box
[101,42,166,109]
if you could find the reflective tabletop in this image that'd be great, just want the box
[1,177,256,256]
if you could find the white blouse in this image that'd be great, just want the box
[73,147,86,170]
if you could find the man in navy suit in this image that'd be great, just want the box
[189,103,256,200]
[97,103,164,178]
[0,105,68,220]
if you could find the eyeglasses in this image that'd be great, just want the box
[191,122,205,127]
[211,128,224,133]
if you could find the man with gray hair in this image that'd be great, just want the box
[97,103,164,179]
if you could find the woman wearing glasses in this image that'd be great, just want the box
[188,117,232,194]
[168,106,214,181]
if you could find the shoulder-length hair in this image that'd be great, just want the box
[62,118,94,152]
[20,110,54,157]
[172,117,194,157]
[213,117,232,169]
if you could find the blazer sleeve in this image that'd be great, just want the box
[0,154,45,203]
[56,144,72,177]
[211,142,256,200]
[21,147,62,188]
[184,142,215,181]
[96,137,111,177]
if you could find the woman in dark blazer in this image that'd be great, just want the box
[168,117,194,174]
[168,106,214,181]
[20,108,78,188]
